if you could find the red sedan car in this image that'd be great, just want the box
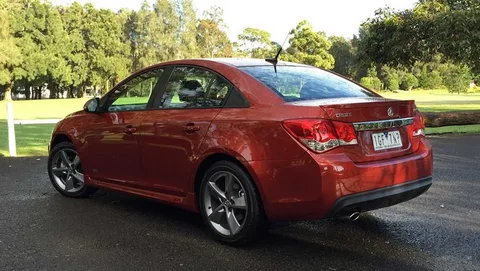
[48,59,433,245]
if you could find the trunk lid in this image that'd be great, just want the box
[290,97,416,162]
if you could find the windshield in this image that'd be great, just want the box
[240,66,376,102]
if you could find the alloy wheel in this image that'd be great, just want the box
[203,171,248,236]
[50,149,85,193]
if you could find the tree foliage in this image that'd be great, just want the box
[1,0,479,100]
[284,20,335,69]
[328,36,356,78]
[358,0,480,73]
[236,27,275,58]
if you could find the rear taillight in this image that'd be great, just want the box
[282,119,358,153]
[413,111,425,137]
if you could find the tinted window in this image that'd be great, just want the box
[155,66,231,109]
[240,66,375,102]
[106,69,163,111]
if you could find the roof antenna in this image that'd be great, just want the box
[265,32,290,74]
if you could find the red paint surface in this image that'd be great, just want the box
[50,59,433,221]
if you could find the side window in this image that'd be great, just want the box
[156,66,231,109]
[106,69,163,112]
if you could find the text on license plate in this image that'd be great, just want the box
[372,131,402,151]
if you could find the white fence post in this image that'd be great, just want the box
[7,102,17,157]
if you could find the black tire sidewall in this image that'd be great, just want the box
[47,142,95,198]
[199,161,266,245]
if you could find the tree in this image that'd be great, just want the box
[443,64,471,94]
[237,27,274,58]
[11,0,53,99]
[151,0,180,61]
[196,6,231,58]
[0,0,21,101]
[357,2,480,73]
[177,0,199,59]
[379,65,401,91]
[284,20,335,69]
[83,4,130,94]
[59,2,88,97]
[328,36,356,78]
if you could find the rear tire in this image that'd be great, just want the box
[199,161,266,245]
[48,142,97,198]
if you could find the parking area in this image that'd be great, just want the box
[0,135,479,271]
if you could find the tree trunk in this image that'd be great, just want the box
[25,84,31,100]
[82,85,86,98]
[3,83,12,101]
[423,111,480,127]
[49,79,56,99]
[36,87,41,100]
[67,85,74,98]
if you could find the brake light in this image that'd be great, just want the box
[413,111,425,137]
[282,119,358,153]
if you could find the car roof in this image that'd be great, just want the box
[204,58,311,68]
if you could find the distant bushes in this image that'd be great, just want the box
[360,76,382,90]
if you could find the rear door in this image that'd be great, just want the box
[139,66,234,196]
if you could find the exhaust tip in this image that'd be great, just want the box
[349,212,360,221]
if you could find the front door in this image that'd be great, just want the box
[140,66,234,195]
[82,68,165,186]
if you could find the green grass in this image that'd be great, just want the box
[0,98,88,120]
[379,89,480,112]
[0,120,55,157]
[425,124,480,135]
[380,88,480,102]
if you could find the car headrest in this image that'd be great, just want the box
[178,80,205,102]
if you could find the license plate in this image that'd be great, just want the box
[372,130,402,151]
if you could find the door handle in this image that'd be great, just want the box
[183,123,201,133]
[124,125,137,134]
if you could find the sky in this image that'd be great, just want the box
[51,0,417,43]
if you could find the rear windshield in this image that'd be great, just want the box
[240,66,375,102]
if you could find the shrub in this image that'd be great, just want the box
[443,65,471,94]
[419,70,443,89]
[386,75,400,91]
[360,76,382,90]
[400,73,419,91]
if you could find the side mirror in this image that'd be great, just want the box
[84,97,101,113]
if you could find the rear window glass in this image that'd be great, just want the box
[240,66,375,102]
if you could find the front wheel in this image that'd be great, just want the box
[199,161,266,245]
[48,142,97,198]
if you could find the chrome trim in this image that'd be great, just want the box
[353,117,414,131]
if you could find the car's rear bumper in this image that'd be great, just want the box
[324,176,432,218]
[248,137,433,221]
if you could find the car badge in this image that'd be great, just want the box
[387,107,394,117]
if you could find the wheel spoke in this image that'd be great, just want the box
[231,195,247,210]
[208,182,226,200]
[226,210,241,235]
[64,175,75,191]
[72,155,80,168]
[52,167,68,178]
[71,172,84,184]
[59,151,71,168]
[208,205,225,224]
[225,173,235,198]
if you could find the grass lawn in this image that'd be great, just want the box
[380,89,480,112]
[425,124,480,135]
[0,98,88,120]
[0,120,55,157]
